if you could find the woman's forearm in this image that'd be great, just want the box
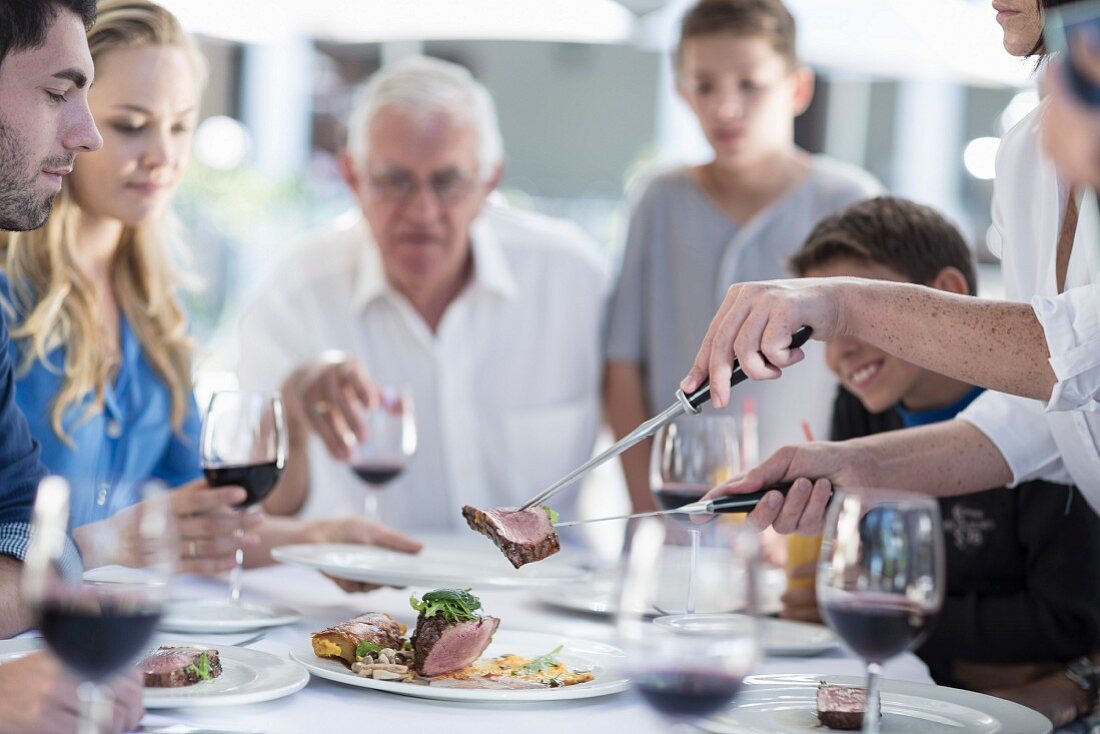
[844,280,1056,402]
[842,419,1014,497]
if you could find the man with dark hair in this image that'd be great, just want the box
[0,6,137,734]
[0,0,98,63]
[0,0,101,626]
[0,0,100,231]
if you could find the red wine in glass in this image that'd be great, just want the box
[350,462,405,486]
[204,461,284,507]
[635,669,745,719]
[821,595,934,664]
[39,597,162,681]
[349,387,416,517]
[25,477,174,734]
[650,417,739,614]
[816,491,944,734]
[652,482,710,511]
[200,390,287,603]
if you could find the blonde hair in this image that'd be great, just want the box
[0,0,205,441]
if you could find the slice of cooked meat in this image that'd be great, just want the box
[140,646,222,688]
[817,682,877,730]
[312,612,407,667]
[461,505,560,569]
[412,612,500,677]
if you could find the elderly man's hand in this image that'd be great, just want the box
[283,355,382,461]
[679,278,848,409]
[0,651,143,734]
[306,518,422,593]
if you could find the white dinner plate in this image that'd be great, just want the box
[653,614,839,657]
[159,599,302,634]
[0,639,310,708]
[272,543,590,589]
[290,629,629,702]
[533,566,786,617]
[699,674,1052,734]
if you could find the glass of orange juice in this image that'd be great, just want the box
[785,533,822,591]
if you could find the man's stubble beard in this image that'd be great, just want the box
[0,116,58,232]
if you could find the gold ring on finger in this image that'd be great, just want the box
[187,539,197,558]
[310,400,331,418]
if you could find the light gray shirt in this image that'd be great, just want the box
[606,158,883,460]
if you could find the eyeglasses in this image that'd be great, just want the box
[367,170,477,205]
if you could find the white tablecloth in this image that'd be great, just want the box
[138,563,933,734]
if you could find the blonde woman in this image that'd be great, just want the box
[0,0,420,577]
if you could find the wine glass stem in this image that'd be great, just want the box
[686,528,700,615]
[364,488,379,521]
[228,525,244,604]
[862,661,884,734]
[77,681,112,734]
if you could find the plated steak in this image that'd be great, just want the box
[461,505,560,568]
[817,682,877,730]
[140,646,222,688]
[412,612,500,677]
[311,612,407,667]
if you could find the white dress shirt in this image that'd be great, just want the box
[237,205,609,531]
[959,103,1100,508]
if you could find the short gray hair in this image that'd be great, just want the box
[346,55,504,181]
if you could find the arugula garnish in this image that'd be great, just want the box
[184,652,213,682]
[409,588,483,623]
[521,645,563,674]
[355,640,381,659]
[542,505,560,525]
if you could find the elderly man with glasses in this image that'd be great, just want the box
[238,56,608,533]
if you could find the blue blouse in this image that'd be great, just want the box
[6,284,202,528]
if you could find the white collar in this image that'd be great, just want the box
[350,210,519,314]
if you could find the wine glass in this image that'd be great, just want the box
[201,390,286,603]
[817,489,945,734]
[649,415,739,614]
[24,476,175,734]
[617,517,760,731]
[348,385,416,520]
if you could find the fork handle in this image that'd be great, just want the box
[708,485,792,514]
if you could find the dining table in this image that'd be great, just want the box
[131,555,935,734]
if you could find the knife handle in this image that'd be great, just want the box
[680,326,814,411]
[709,485,792,514]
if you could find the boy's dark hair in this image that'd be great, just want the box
[790,196,978,296]
[677,0,798,70]
[0,1,97,68]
